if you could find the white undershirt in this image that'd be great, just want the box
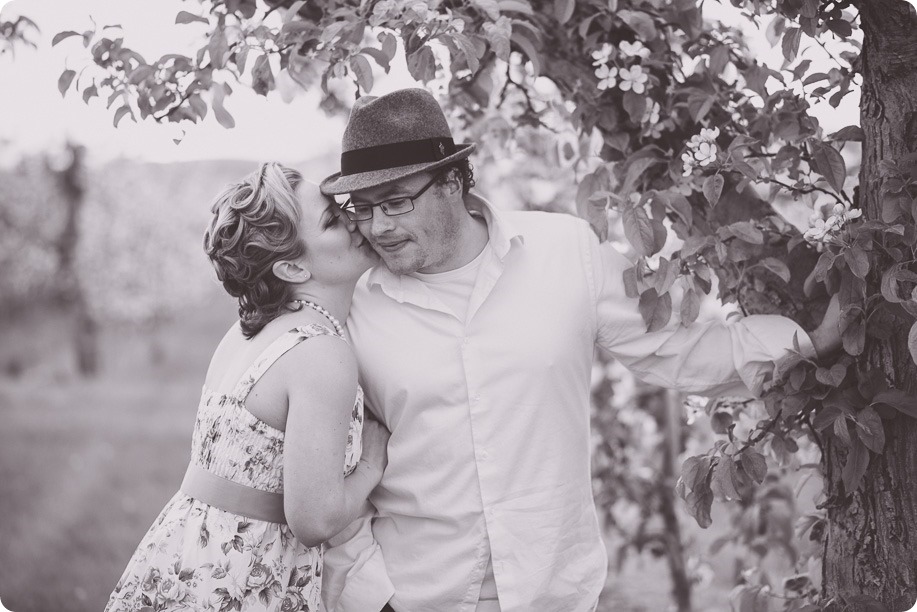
[411,241,491,323]
[412,241,501,611]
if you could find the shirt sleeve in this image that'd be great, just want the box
[582,224,816,397]
[322,514,395,612]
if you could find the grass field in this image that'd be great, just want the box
[0,300,738,612]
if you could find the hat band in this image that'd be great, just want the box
[340,137,457,176]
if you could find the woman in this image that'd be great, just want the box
[105,162,387,612]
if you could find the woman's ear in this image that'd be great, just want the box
[272,260,311,284]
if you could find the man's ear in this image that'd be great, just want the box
[272,260,311,284]
[443,168,462,195]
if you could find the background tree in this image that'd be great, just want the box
[44,0,917,608]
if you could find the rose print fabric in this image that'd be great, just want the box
[105,324,364,612]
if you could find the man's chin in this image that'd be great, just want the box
[380,255,419,275]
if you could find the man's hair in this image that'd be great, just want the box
[437,158,476,195]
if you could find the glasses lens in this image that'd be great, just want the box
[346,204,373,221]
[381,198,414,217]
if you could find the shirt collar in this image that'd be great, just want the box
[366,192,524,292]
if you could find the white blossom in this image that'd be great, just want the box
[595,64,618,91]
[681,127,720,175]
[591,43,614,66]
[619,40,651,60]
[641,101,660,126]
[803,202,861,245]
[618,65,649,94]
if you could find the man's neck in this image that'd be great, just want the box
[419,213,489,274]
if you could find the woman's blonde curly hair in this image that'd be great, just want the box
[203,162,305,338]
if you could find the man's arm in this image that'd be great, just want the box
[583,225,839,397]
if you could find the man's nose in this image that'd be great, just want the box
[369,210,395,236]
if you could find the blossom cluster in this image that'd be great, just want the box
[592,40,651,94]
[681,127,720,176]
[803,202,862,245]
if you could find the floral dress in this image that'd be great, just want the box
[106,324,364,612]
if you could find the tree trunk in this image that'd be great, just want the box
[52,143,99,377]
[824,2,917,610]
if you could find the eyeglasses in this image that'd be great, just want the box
[340,172,443,222]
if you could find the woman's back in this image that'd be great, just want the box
[105,323,365,612]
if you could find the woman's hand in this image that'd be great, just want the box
[359,413,391,482]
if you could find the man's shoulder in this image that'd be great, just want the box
[505,209,591,239]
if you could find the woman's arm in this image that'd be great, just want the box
[279,335,384,547]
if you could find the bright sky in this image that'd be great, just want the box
[0,0,417,166]
[0,0,865,166]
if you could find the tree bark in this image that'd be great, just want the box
[824,2,917,610]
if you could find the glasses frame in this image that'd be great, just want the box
[340,172,444,222]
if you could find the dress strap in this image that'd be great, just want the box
[229,323,345,404]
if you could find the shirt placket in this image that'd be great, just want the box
[459,329,496,611]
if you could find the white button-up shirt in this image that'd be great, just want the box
[328,197,814,612]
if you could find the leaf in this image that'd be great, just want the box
[175,11,209,25]
[52,31,81,46]
[710,411,733,434]
[757,257,791,283]
[880,264,909,303]
[554,0,575,24]
[855,406,885,453]
[283,0,308,23]
[712,456,740,501]
[483,17,513,62]
[702,174,724,207]
[448,34,481,74]
[829,125,864,142]
[781,27,802,63]
[843,247,870,279]
[350,54,374,92]
[872,389,917,419]
[618,10,657,40]
[740,450,767,484]
[497,0,534,14]
[212,84,235,129]
[638,288,672,332]
[251,54,275,96]
[813,405,845,431]
[815,363,848,387]
[622,204,658,257]
[708,44,730,76]
[680,287,700,326]
[687,91,715,123]
[910,321,917,369]
[82,84,98,104]
[576,168,609,241]
[113,105,131,128]
[471,0,501,19]
[841,437,870,494]
[360,47,392,73]
[834,415,853,446]
[510,31,541,76]
[622,91,647,124]
[189,93,207,120]
[406,45,437,82]
[380,32,397,59]
[57,69,76,96]
[791,58,812,81]
[811,142,846,193]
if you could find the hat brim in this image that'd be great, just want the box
[319,143,476,196]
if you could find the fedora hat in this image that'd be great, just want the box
[320,88,476,196]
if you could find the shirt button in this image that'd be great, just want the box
[472,395,481,403]
[462,337,469,347]
[480,449,488,459]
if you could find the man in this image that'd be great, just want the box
[318,88,839,612]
